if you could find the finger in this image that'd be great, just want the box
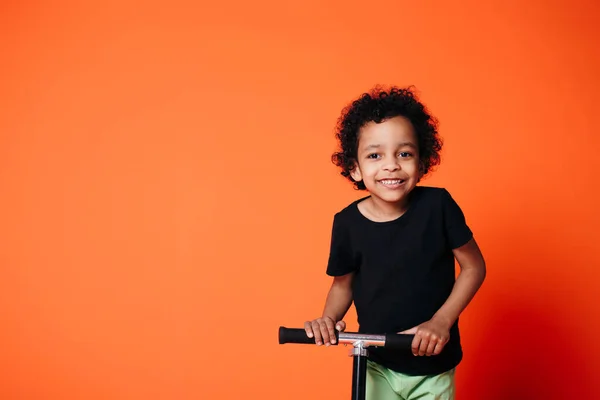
[411,334,421,356]
[325,319,337,344]
[399,326,418,335]
[336,321,346,332]
[311,321,323,345]
[426,337,437,356]
[318,320,331,346]
[304,321,314,339]
[433,339,445,355]
[419,333,430,356]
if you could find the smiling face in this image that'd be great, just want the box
[350,116,422,208]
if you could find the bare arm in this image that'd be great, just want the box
[322,273,354,322]
[401,237,486,356]
[305,272,354,346]
[433,237,487,329]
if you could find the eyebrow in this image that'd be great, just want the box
[363,142,417,150]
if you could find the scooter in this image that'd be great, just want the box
[278,326,414,400]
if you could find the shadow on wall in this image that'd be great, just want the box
[466,234,592,400]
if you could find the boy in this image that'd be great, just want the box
[304,86,486,399]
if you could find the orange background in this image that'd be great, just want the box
[1,1,599,399]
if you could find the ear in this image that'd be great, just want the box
[349,161,362,183]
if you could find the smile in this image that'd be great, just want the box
[378,179,405,186]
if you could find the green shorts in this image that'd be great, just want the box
[366,360,456,400]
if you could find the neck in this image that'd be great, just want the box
[368,195,411,220]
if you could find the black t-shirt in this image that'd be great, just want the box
[326,186,473,376]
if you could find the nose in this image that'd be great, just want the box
[383,157,400,172]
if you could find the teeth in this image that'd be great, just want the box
[380,180,403,184]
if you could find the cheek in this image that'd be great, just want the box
[362,163,380,177]
[404,160,421,176]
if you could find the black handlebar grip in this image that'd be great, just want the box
[385,334,415,351]
[279,327,314,344]
[278,326,340,345]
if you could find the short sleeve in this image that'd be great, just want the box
[442,189,473,249]
[325,213,356,276]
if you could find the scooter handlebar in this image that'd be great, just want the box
[278,326,413,350]
[383,332,414,350]
[278,327,337,345]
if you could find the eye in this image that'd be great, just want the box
[399,152,412,158]
[367,153,380,159]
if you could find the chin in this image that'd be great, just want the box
[381,194,408,204]
[368,185,415,204]
[368,191,406,203]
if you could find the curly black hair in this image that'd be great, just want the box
[331,85,443,190]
